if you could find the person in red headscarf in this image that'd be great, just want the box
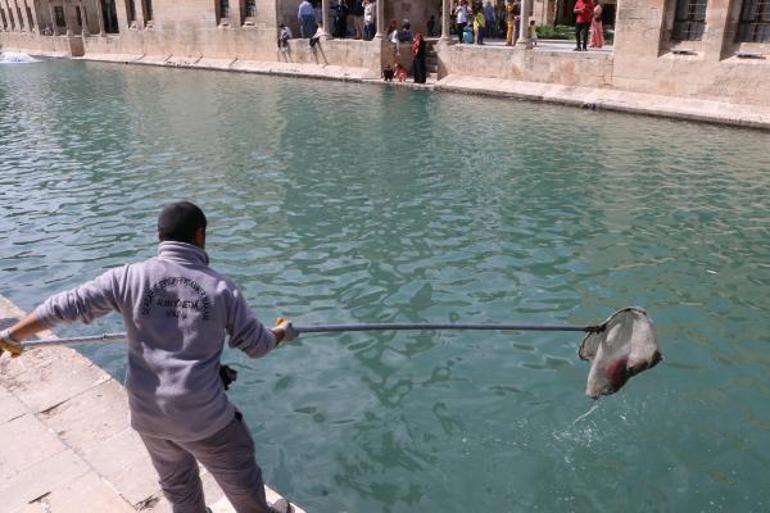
[412,32,427,84]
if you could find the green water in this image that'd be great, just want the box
[1,59,769,513]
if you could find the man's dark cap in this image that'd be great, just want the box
[157,201,207,243]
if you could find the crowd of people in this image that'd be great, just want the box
[450,0,604,49]
[282,0,605,83]
[293,0,378,42]
[451,0,527,46]
[383,24,427,84]
[573,0,605,50]
[289,0,604,50]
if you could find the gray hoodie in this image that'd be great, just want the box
[34,241,277,442]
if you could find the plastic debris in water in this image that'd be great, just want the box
[579,307,662,399]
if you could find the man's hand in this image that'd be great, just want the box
[273,317,299,345]
[0,329,23,358]
[219,364,238,390]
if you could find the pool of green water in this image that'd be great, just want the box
[1,58,769,513]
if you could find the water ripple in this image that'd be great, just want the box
[1,59,769,513]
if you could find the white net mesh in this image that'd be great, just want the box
[579,307,662,398]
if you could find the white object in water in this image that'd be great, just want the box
[0,52,39,64]
[579,307,662,398]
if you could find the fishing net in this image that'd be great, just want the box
[579,307,662,398]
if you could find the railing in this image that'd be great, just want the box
[671,0,707,41]
[245,0,257,18]
[737,0,770,42]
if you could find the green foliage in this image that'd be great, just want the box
[535,24,574,40]
[535,24,615,43]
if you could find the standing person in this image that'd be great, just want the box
[473,8,486,44]
[496,2,506,39]
[455,0,469,43]
[278,23,293,49]
[573,0,593,51]
[528,19,538,47]
[463,21,475,43]
[399,18,413,42]
[388,19,400,64]
[483,1,496,38]
[412,32,427,83]
[363,0,376,40]
[351,0,365,39]
[297,0,316,38]
[0,202,297,513]
[333,0,348,38]
[314,0,323,26]
[427,14,436,37]
[588,0,604,48]
[505,0,520,45]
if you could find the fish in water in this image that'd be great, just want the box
[579,307,662,398]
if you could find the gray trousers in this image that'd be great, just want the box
[140,415,272,513]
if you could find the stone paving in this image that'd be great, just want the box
[449,37,614,54]
[0,295,306,513]
[435,74,770,130]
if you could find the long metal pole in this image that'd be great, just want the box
[296,323,594,333]
[20,322,601,349]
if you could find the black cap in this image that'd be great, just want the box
[157,201,207,244]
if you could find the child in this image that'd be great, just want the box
[473,9,486,44]
[277,24,292,49]
[528,20,538,47]
[394,63,407,82]
[382,64,395,81]
[473,9,487,45]
[462,23,474,44]
[309,24,323,47]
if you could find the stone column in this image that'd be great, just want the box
[703,0,733,61]
[517,0,531,47]
[64,1,76,36]
[440,0,449,40]
[35,3,45,34]
[80,2,89,35]
[94,0,104,35]
[231,0,243,26]
[10,1,16,31]
[321,0,330,37]
[13,1,22,31]
[136,0,146,29]
[374,0,383,38]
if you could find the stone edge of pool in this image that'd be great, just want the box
[0,294,307,513]
[5,47,770,132]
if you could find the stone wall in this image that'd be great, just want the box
[436,0,769,106]
[611,0,770,106]
[278,37,383,73]
[0,31,76,55]
[437,43,614,87]
[2,0,769,107]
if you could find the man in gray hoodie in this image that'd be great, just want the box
[0,201,296,513]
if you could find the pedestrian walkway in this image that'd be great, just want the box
[0,295,305,513]
[450,37,613,54]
